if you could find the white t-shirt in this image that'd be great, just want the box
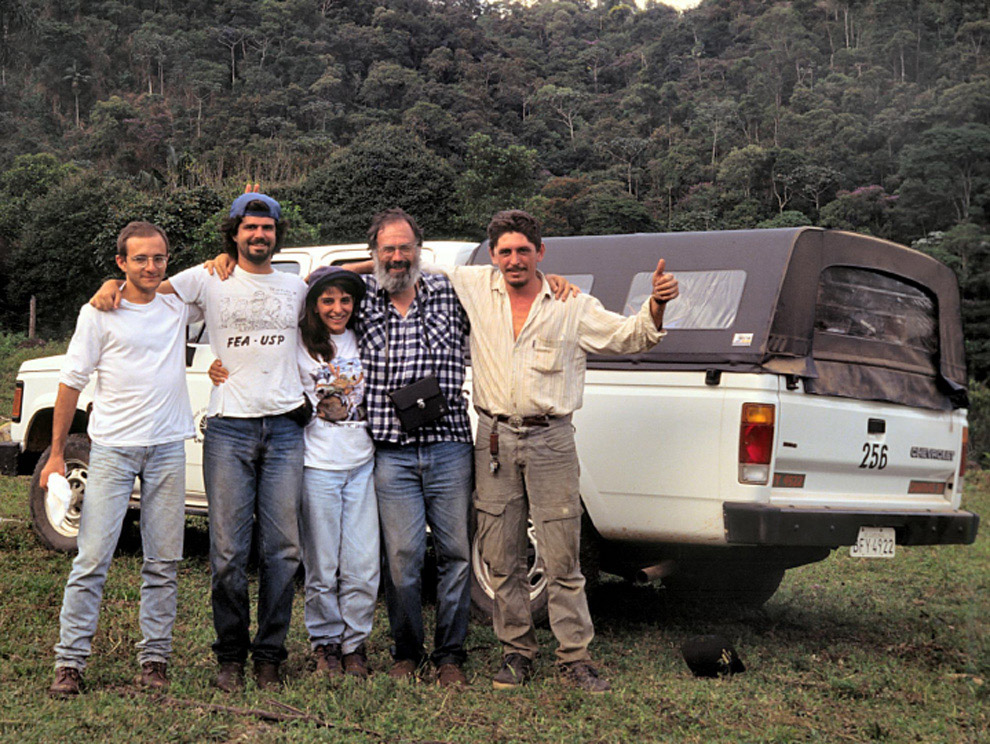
[60,294,200,447]
[170,266,306,417]
[297,329,373,470]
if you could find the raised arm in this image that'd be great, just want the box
[648,258,678,329]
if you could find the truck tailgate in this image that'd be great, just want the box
[771,387,966,511]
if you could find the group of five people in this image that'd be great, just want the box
[41,191,678,698]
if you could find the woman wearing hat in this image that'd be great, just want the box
[210,266,378,679]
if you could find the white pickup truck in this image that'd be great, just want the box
[5,228,980,615]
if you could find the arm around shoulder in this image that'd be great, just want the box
[90,279,124,311]
[166,264,208,304]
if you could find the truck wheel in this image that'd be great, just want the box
[29,435,90,553]
[469,509,550,626]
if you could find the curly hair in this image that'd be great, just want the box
[486,209,542,250]
[219,200,289,259]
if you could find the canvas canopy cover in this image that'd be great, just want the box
[469,227,967,411]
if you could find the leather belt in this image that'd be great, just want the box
[477,408,555,428]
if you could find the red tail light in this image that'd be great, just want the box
[739,403,774,484]
[959,426,968,480]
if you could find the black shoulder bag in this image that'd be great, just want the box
[384,312,449,432]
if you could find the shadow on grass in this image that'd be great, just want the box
[585,572,982,676]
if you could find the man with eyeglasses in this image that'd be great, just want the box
[44,222,201,697]
[90,191,309,693]
[355,208,474,687]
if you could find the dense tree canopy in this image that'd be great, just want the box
[0,0,989,376]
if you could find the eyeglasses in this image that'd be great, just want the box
[378,243,417,256]
[129,255,169,267]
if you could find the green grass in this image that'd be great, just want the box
[0,473,986,743]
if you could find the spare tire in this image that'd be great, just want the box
[469,505,550,626]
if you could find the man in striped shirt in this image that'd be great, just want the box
[441,210,679,693]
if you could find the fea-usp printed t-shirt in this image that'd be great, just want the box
[169,266,306,417]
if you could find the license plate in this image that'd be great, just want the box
[850,526,896,558]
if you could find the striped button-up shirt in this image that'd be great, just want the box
[355,272,472,445]
[443,265,665,418]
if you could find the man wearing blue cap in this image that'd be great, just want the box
[91,190,308,692]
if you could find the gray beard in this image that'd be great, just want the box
[374,258,421,294]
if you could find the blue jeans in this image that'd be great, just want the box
[300,460,379,654]
[203,414,304,665]
[374,441,472,667]
[55,440,185,670]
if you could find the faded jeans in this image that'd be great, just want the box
[55,440,185,670]
[300,459,379,654]
[203,414,303,665]
[374,441,472,667]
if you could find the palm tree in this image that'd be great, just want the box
[62,62,91,128]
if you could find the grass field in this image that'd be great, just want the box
[0,470,986,744]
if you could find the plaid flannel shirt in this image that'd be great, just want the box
[355,273,472,445]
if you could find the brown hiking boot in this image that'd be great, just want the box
[492,653,532,690]
[135,661,169,691]
[49,666,83,698]
[215,661,245,693]
[342,646,370,679]
[558,660,611,693]
[253,660,282,691]
[388,659,418,680]
[436,663,468,688]
[314,644,343,678]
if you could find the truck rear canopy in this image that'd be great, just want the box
[469,228,966,411]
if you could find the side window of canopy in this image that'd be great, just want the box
[625,270,746,330]
[559,274,595,295]
[815,267,937,353]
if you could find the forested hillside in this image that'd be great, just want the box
[0,0,988,378]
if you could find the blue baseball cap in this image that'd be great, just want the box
[229,192,282,221]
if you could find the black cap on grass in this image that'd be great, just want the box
[681,635,746,678]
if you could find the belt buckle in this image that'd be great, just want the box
[508,414,523,428]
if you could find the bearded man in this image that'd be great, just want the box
[355,208,474,687]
